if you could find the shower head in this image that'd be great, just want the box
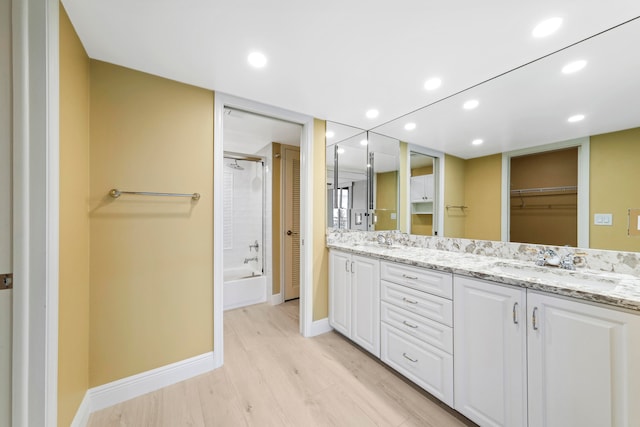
[226,159,244,170]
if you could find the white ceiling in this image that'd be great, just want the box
[63,0,640,158]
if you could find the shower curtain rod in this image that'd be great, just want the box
[223,151,262,162]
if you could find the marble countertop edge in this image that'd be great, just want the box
[327,242,640,312]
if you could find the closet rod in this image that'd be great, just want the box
[109,189,201,201]
[510,185,577,195]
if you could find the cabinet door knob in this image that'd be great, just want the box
[513,302,519,324]
[532,307,539,330]
[345,260,349,272]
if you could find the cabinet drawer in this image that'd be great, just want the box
[381,280,453,327]
[381,323,453,407]
[381,261,452,299]
[381,301,452,353]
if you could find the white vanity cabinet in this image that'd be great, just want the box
[454,276,527,427]
[454,275,640,427]
[328,250,380,357]
[380,261,454,406]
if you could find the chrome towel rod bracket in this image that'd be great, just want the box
[109,189,201,201]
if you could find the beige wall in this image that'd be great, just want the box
[58,5,91,425]
[89,61,214,386]
[313,119,329,321]
[591,127,640,252]
[464,154,502,240]
[443,154,466,238]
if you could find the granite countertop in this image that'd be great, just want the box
[327,241,640,312]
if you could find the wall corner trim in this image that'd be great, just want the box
[307,318,333,337]
[72,351,219,425]
[271,292,284,305]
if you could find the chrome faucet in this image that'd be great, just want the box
[560,251,587,270]
[249,240,259,252]
[376,233,394,246]
[536,248,561,267]
[243,256,258,264]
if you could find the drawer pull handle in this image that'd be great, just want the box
[402,353,418,363]
[402,320,418,329]
[513,302,519,324]
[402,297,418,305]
[532,307,539,331]
[345,260,349,272]
[402,274,418,280]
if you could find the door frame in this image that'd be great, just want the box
[501,136,590,248]
[213,93,314,366]
[12,0,60,425]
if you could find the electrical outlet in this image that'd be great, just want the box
[594,213,613,226]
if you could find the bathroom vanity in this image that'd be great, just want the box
[327,232,640,427]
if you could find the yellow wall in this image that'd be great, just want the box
[89,61,214,386]
[313,119,329,321]
[464,154,502,240]
[375,171,398,230]
[443,154,466,238]
[590,127,640,252]
[58,5,91,425]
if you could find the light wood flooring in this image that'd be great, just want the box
[88,300,476,426]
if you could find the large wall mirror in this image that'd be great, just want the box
[368,16,640,253]
[326,123,400,231]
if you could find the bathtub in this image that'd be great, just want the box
[223,266,267,311]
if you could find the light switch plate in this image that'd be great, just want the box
[594,213,613,226]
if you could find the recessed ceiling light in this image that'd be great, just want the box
[562,60,587,74]
[568,114,585,123]
[472,139,484,146]
[326,131,335,138]
[404,122,417,131]
[247,51,267,68]
[463,99,479,110]
[366,109,379,119]
[360,139,368,146]
[337,148,345,154]
[532,17,563,38]
[424,77,442,91]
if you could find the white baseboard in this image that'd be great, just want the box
[270,292,283,305]
[308,318,333,337]
[70,392,92,427]
[72,351,220,425]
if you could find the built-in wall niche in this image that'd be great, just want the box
[326,123,400,231]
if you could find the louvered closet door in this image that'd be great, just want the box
[284,147,300,300]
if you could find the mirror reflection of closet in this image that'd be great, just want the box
[510,147,578,246]
[409,152,438,235]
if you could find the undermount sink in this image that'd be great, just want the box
[488,262,624,290]
[352,241,400,249]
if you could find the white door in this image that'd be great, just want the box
[351,255,380,357]
[328,250,351,336]
[454,277,527,427]
[1,0,13,423]
[527,292,640,427]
